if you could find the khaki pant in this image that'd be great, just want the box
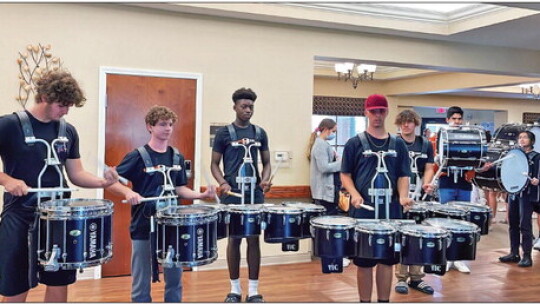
[395,264,425,282]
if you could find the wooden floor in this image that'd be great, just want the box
[25,212,540,302]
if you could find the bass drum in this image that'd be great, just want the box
[472,148,529,194]
[492,123,525,148]
[438,125,487,169]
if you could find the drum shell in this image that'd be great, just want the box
[216,209,229,240]
[400,234,448,266]
[472,150,504,191]
[311,226,357,258]
[228,210,263,238]
[467,209,490,235]
[355,230,396,260]
[156,216,218,267]
[406,208,430,224]
[264,211,302,243]
[446,231,478,260]
[440,127,487,168]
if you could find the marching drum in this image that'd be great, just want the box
[310,216,357,258]
[472,148,529,194]
[199,203,229,239]
[38,199,113,271]
[424,218,481,261]
[430,204,468,221]
[228,204,265,238]
[263,205,302,243]
[156,205,218,267]
[282,202,326,238]
[399,224,449,266]
[355,221,397,260]
[406,201,434,224]
[449,201,492,235]
[438,126,487,168]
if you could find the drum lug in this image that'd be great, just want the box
[310,226,315,239]
[438,238,442,251]
[44,245,61,272]
[401,235,406,249]
[283,215,286,226]
[368,235,372,247]
[345,230,349,241]
[389,235,393,248]
[326,230,330,241]
[447,233,452,248]
[297,215,302,226]
[419,237,422,251]
[162,245,175,269]
[353,231,358,243]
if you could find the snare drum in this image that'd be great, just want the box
[264,206,302,243]
[399,224,449,266]
[438,126,487,168]
[430,204,468,220]
[282,202,326,238]
[38,199,113,271]
[228,204,265,238]
[424,218,481,261]
[449,201,492,235]
[156,205,218,267]
[355,221,397,259]
[199,203,229,239]
[472,148,529,194]
[310,216,357,258]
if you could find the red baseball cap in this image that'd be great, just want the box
[365,94,388,110]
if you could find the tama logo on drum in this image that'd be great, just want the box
[197,228,204,259]
[89,222,98,259]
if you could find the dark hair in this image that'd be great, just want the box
[232,88,257,103]
[35,70,86,107]
[446,106,463,119]
[395,109,421,126]
[519,130,535,146]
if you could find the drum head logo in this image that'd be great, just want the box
[89,223,98,232]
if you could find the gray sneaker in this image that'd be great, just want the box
[395,281,409,294]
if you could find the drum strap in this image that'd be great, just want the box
[137,146,182,175]
[227,123,262,142]
[15,111,67,145]
[420,136,429,154]
[358,132,397,154]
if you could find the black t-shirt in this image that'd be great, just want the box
[401,135,435,178]
[212,124,269,203]
[341,132,411,219]
[116,145,187,240]
[524,150,540,201]
[0,111,79,215]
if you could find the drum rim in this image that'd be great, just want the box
[355,223,397,234]
[399,224,449,237]
[282,202,326,211]
[310,215,356,229]
[266,205,302,214]
[423,218,481,233]
[39,198,113,212]
[228,204,264,213]
[157,205,219,218]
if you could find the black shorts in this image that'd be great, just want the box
[353,256,400,268]
[0,208,76,297]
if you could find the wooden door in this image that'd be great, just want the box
[102,74,197,277]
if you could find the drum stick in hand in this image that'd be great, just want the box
[360,204,375,211]
[268,158,283,184]
[490,154,515,166]
[105,165,129,185]
[226,191,243,198]
[202,167,221,204]
[522,172,533,181]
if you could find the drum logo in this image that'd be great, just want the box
[457,237,466,243]
[333,232,342,239]
[426,242,435,248]
[89,222,98,259]
[288,218,296,223]
[376,238,386,245]
[197,228,204,259]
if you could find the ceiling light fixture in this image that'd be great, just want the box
[335,62,376,89]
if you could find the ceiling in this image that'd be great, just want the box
[131,2,540,100]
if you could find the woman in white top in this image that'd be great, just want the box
[307,118,342,215]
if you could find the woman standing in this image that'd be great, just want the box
[308,118,341,215]
[499,131,539,267]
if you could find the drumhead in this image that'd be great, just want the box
[431,204,468,216]
[40,199,113,212]
[355,222,396,234]
[400,224,449,238]
[266,205,302,214]
[310,216,356,229]
[228,204,264,213]
[282,202,326,212]
[198,203,228,212]
[159,205,218,218]
[501,149,529,193]
[424,218,480,233]
[449,201,490,212]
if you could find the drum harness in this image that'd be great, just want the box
[358,132,397,220]
[16,111,77,275]
[136,146,182,271]
[402,136,429,201]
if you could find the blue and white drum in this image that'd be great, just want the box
[399,224,449,266]
[355,221,397,260]
[264,206,302,243]
[430,204,468,221]
[228,204,265,238]
[472,148,529,194]
[282,202,326,238]
[449,201,492,235]
[38,199,113,271]
[438,126,487,169]
[310,216,357,258]
[156,205,218,267]
[199,203,229,239]
[424,218,481,261]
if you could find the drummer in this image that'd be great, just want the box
[106,105,215,302]
[341,94,412,303]
[393,109,435,295]
[0,71,120,302]
[211,88,272,303]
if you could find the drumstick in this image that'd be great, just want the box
[121,195,178,204]
[105,165,129,185]
[489,154,515,166]
[360,204,375,211]
[268,158,283,184]
[522,172,533,181]
[201,167,221,204]
[226,191,243,198]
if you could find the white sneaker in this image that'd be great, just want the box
[343,258,351,267]
[453,261,471,273]
[446,261,453,272]
[533,238,540,251]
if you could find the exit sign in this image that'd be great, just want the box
[436,107,446,114]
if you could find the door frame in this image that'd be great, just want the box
[94,67,203,277]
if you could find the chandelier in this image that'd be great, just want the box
[520,83,540,99]
[335,63,377,89]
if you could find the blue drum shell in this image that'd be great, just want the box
[299,211,324,239]
[446,232,478,261]
[156,220,217,265]
[39,215,112,265]
[401,235,447,266]
[228,212,262,238]
[355,231,395,260]
[264,212,302,243]
[311,227,357,258]
[406,210,429,224]
[467,210,490,236]
[216,209,229,240]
